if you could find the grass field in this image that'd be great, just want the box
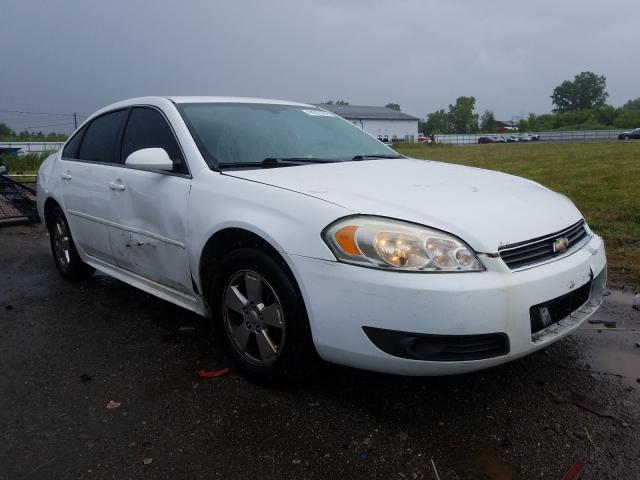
[396,142,640,287]
[1,153,49,175]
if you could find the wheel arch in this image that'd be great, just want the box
[198,227,304,306]
[43,196,62,230]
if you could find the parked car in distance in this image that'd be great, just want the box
[376,135,392,146]
[37,96,607,384]
[417,135,432,144]
[477,136,494,144]
[519,133,540,142]
[506,135,518,143]
[618,128,640,140]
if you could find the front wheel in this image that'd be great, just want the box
[208,248,319,385]
[48,206,95,280]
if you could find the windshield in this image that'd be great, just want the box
[177,103,400,169]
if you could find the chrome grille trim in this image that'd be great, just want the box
[499,220,591,271]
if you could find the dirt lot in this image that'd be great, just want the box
[1,224,639,479]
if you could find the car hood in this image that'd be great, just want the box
[223,158,583,253]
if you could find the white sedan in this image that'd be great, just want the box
[37,97,607,384]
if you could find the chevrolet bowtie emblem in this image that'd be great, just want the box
[553,237,569,253]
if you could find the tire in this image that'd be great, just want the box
[208,248,319,385]
[48,206,95,281]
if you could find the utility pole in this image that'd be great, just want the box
[73,112,77,129]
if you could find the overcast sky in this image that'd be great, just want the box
[2,0,638,132]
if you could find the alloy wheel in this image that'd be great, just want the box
[53,217,71,269]
[222,270,286,366]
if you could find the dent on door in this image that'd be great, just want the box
[106,169,192,293]
[109,228,191,292]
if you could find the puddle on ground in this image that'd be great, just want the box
[578,289,640,388]
[600,289,638,309]
[586,347,640,388]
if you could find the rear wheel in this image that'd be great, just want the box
[208,248,319,385]
[48,206,95,280]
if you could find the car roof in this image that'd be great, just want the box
[167,96,313,107]
[82,96,318,128]
[105,96,313,108]
[88,96,316,119]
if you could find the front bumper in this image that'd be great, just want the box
[285,234,606,375]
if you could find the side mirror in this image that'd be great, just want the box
[125,148,173,172]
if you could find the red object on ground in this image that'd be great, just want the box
[560,460,585,480]
[196,368,230,378]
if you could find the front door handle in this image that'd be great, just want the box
[61,172,72,180]
[109,181,126,191]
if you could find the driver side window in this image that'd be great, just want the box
[121,107,188,175]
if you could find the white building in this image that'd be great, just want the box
[317,104,419,142]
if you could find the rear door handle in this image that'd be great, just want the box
[109,181,126,191]
[61,173,72,180]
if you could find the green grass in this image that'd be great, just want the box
[1,153,51,175]
[396,142,640,287]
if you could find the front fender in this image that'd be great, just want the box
[187,170,351,289]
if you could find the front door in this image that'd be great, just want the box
[106,107,193,293]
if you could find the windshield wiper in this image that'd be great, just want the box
[261,157,340,166]
[217,155,399,170]
[351,154,404,160]
[216,158,340,171]
[217,161,265,170]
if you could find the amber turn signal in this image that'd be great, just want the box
[334,225,360,256]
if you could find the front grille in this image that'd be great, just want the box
[362,327,509,361]
[499,220,588,270]
[529,280,591,335]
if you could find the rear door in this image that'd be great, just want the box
[56,109,128,263]
[106,106,193,293]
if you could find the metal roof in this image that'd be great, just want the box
[316,104,419,121]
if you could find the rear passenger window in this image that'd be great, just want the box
[78,110,128,163]
[61,126,86,159]
[121,108,187,174]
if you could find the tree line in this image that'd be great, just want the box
[420,72,640,135]
[0,123,67,142]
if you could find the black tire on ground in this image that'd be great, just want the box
[208,248,319,385]
[48,205,95,281]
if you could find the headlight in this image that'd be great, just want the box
[322,216,484,272]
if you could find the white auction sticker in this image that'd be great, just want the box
[301,109,335,117]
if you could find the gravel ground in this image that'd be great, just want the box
[1,224,639,479]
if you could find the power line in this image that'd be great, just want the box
[0,109,89,117]
[9,119,74,126]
